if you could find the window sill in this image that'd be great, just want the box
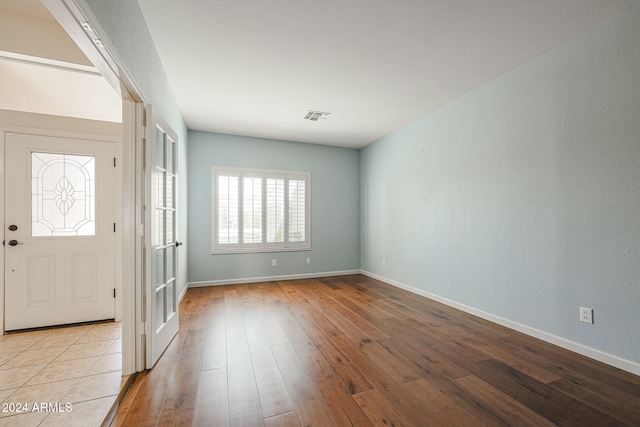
[211,245,311,255]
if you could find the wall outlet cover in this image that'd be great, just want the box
[580,307,593,324]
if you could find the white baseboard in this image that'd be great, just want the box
[178,282,189,303]
[187,269,361,288]
[361,270,640,377]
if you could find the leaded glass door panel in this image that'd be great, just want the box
[4,132,116,331]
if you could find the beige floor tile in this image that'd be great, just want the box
[0,379,77,419]
[1,347,66,369]
[0,410,48,427]
[0,323,122,426]
[0,330,49,344]
[92,322,121,332]
[75,326,121,344]
[104,338,122,354]
[0,339,36,355]
[27,335,83,351]
[37,325,88,338]
[55,340,112,362]
[0,352,19,367]
[64,371,123,403]
[85,353,122,376]
[26,357,97,386]
[40,396,115,427]
[0,364,47,390]
[0,388,17,403]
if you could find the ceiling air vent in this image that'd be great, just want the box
[304,110,331,121]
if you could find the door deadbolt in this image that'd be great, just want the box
[8,240,20,246]
[8,225,17,231]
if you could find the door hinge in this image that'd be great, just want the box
[113,288,116,298]
[114,223,116,232]
[114,157,116,167]
[139,322,147,335]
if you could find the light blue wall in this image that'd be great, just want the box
[85,0,638,367]
[361,5,640,364]
[188,132,360,282]
[84,0,189,296]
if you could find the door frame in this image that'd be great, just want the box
[40,0,148,374]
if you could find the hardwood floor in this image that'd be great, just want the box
[113,275,640,426]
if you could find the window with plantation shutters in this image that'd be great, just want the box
[212,167,310,253]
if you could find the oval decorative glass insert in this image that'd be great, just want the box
[54,176,76,214]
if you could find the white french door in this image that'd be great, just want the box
[4,131,116,331]
[146,112,179,367]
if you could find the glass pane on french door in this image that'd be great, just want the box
[153,126,177,334]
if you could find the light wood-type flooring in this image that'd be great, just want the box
[114,275,640,426]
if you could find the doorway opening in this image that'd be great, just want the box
[0,1,131,423]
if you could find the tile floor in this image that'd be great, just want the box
[0,322,125,426]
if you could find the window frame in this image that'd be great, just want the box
[211,166,311,254]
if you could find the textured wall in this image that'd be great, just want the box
[188,131,360,283]
[361,5,640,364]
[84,0,189,297]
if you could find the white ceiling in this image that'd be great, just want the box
[137,0,638,148]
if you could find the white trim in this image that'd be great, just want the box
[120,100,137,375]
[188,270,361,288]
[0,129,5,334]
[0,124,120,142]
[0,50,101,75]
[0,109,121,136]
[361,270,640,377]
[178,281,189,302]
[113,129,123,324]
[42,0,144,102]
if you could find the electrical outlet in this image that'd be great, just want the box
[382,259,387,268]
[272,259,277,267]
[306,258,311,265]
[580,307,593,324]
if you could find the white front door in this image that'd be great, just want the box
[4,131,116,331]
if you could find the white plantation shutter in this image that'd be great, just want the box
[288,177,307,244]
[216,174,238,245]
[243,176,262,244]
[266,176,285,243]
[212,167,310,253]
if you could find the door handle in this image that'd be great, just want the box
[175,241,183,247]
[7,240,22,246]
